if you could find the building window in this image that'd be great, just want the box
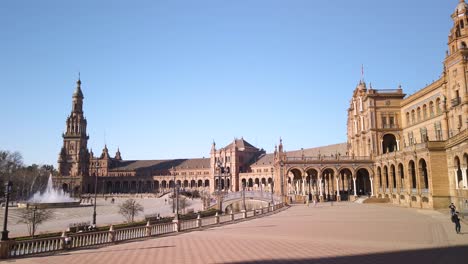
[436,98,442,114]
[406,112,410,125]
[422,105,427,120]
[382,115,387,128]
[389,116,395,128]
[408,132,414,145]
[411,110,415,124]
[417,107,421,122]
[420,127,428,142]
[434,122,443,141]
[429,101,434,117]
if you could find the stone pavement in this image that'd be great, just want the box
[11,202,468,264]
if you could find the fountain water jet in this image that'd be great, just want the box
[18,174,82,209]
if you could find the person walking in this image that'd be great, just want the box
[451,211,461,234]
[449,203,456,216]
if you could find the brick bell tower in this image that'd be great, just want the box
[57,77,90,195]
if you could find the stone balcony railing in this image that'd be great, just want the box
[0,203,286,259]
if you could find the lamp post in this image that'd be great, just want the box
[175,182,180,220]
[1,181,13,241]
[92,161,98,227]
[172,167,176,213]
[279,160,285,203]
[242,182,246,211]
[270,167,274,205]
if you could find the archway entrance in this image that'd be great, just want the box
[356,168,371,196]
[382,134,397,154]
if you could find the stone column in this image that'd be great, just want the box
[336,176,341,201]
[353,177,357,196]
[454,169,459,189]
[302,177,306,196]
[462,167,468,189]
[370,176,374,197]
[319,177,324,202]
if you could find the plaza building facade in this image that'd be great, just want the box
[54,1,467,210]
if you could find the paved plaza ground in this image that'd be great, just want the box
[8,202,468,264]
[1,195,202,237]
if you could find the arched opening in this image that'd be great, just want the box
[306,168,319,200]
[377,167,382,192]
[115,181,121,193]
[204,179,210,187]
[384,166,389,191]
[106,181,112,193]
[391,165,396,189]
[190,180,196,189]
[169,180,175,188]
[161,180,167,189]
[288,168,304,195]
[123,181,129,193]
[462,41,467,48]
[338,168,353,199]
[429,101,434,117]
[130,181,136,193]
[356,168,371,196]
[241,178,247,188]
[197,180,203,188]
[382,134,398,154]
[422,104,427,120]
[183,180,189,189]
[176,180,182,187]
[398,163,405,191]
[455,156,463,188]
[419,159,429,191]
[254,178,260,190]
[248,178,253,188]
[321,168,335,200]
[436,98,442,114]
[409,161,416,190]
[154,181,160,192]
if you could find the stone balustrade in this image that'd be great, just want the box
[0,203,286,259]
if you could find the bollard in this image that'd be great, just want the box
[197,213,202,228]
[215,212,220,224]
[108,225,115,243]
[172,219,180,232]
[145,221,151,237]
[0,240,12,259]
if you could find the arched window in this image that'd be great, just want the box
[411,110,416,124]
[398,163,405,191]
[436,98,442,114]
[409,161,416,189]
[382,134,398,153]
[419,159,429,190]
[417,107,421,122]
[429,101,434,117]
[462,41,467,48]
[422,104,427,120]
[391,165,396,189]
[406,112,410,125]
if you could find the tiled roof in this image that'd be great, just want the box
[250,143,348,167]
[286,143,348,158]
[110,158,210,171]
[224,138,258,151]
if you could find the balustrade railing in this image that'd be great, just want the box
[9,237,63,257]
[1,203,286,259]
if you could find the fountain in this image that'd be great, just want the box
[18,174,82,209]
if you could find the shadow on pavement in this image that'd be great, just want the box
[222,245,468,264]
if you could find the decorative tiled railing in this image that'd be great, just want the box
[1,203,286,259]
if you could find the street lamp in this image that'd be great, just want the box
[172,167,176,213]
[242,182,246,211]
[1,181,13,241]
[175,182,180,220]
[279,160,285,203]
[270,167,274,205]
[92,161,98,227]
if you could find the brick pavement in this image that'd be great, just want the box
[10,202,468,264]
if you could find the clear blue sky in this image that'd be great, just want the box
[0,0,455,166]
